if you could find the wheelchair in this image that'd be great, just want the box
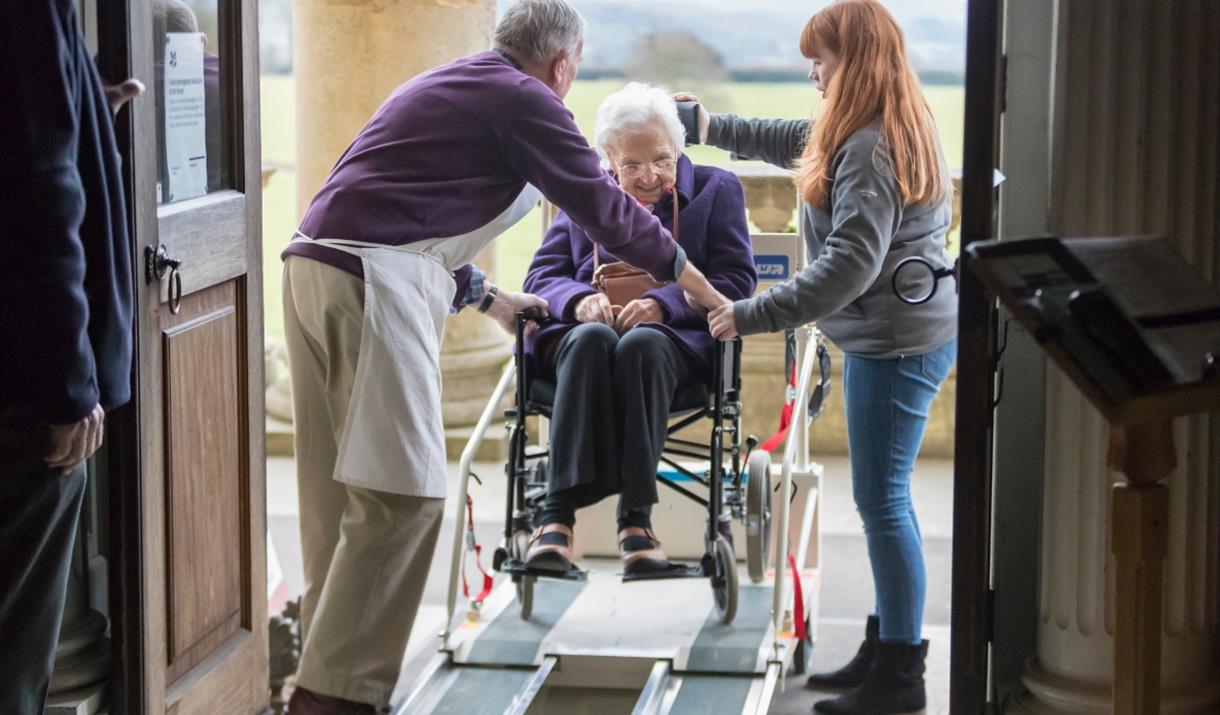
[490,310,778,625]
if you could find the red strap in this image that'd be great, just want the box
[788,553,807,640]
[759,361,799,453]
[460,494,494,605]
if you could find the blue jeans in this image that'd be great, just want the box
[842,339,956,644]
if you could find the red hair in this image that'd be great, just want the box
[795,0,949,208]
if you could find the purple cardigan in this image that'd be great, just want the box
[284,50,682,309]
[524,156,757,372]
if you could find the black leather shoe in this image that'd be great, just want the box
[805,615,878,690]
[813,639,928,714]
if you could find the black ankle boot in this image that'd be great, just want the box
[813,639,928,714]
[805,615,879,690]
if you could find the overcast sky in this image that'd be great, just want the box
[496,0,968,72]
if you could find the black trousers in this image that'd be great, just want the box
[0,426,86,715]
[541,323,699,529]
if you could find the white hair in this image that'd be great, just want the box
[594,82,686,162]
[494,0,586,67]
[154,0,198,33]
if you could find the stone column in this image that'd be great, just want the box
[1009,375,1220,713]
[1007,1,1220,711]
[293,0,508,458]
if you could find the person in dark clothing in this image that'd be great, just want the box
[0,2,139,713]
[521,83,756,576]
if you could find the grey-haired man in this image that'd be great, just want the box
[283,1,723,713]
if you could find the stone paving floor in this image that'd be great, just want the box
[267,454,953,714]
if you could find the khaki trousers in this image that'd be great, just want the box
[282,256,444,708]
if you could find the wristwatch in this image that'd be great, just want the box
[477,285,499,313]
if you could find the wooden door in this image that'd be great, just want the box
[111,0,267,711]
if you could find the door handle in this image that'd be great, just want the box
[145,243,183,314]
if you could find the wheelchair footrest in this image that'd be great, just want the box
[621,562,707,582]
[499,558,588,582]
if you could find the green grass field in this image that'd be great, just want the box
[259,75,964,339]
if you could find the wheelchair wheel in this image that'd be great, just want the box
[711,534,738,625]
[745,450,773,584]
[511,530,535,620]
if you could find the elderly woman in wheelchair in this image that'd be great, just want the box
[520,82,757,577]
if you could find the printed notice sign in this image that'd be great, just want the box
[163,32,207,202]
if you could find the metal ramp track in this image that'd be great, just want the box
[393,576,804,715]
[394,655,556,715]
[631,661,781,715]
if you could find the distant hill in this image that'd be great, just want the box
[498,0,966,75]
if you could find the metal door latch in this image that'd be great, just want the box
[144,243,183,314]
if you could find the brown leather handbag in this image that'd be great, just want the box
[592,187,679,307]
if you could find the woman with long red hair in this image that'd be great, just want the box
[681,1,956,712]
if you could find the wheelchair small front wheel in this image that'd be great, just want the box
[745,450,773,584]
[512,530,535,620]
[711,534,738,625]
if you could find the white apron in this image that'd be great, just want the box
[292,185,542,497]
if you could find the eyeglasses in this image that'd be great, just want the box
[616,158,677,179]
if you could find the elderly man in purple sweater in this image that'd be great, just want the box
[281,1,723,712]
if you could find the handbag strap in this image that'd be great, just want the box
[594,186,680,275]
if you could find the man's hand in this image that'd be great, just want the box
[103,78,145,116]
[45,403,105,470]
[675,262,726,317]
[708,302,738,341]
[673,92,710,144]
[484,287,549,334]
[615,298,662,333]
[683,278,731,316]
[574,293,614,325]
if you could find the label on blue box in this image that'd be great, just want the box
[755,255,790,280]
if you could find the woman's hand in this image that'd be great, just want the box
[673,92,710,144]
[708,302,738,341]
[684,284,736,340]
[615,298,662,333]
[575,293,614,325]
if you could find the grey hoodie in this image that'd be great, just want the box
[708,113,957,358]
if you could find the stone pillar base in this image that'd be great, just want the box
[444,423,510,462]
[44,684,107,715]
[45,608,109,715]
[440,302,512,462]
[1008,657,1220,714]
